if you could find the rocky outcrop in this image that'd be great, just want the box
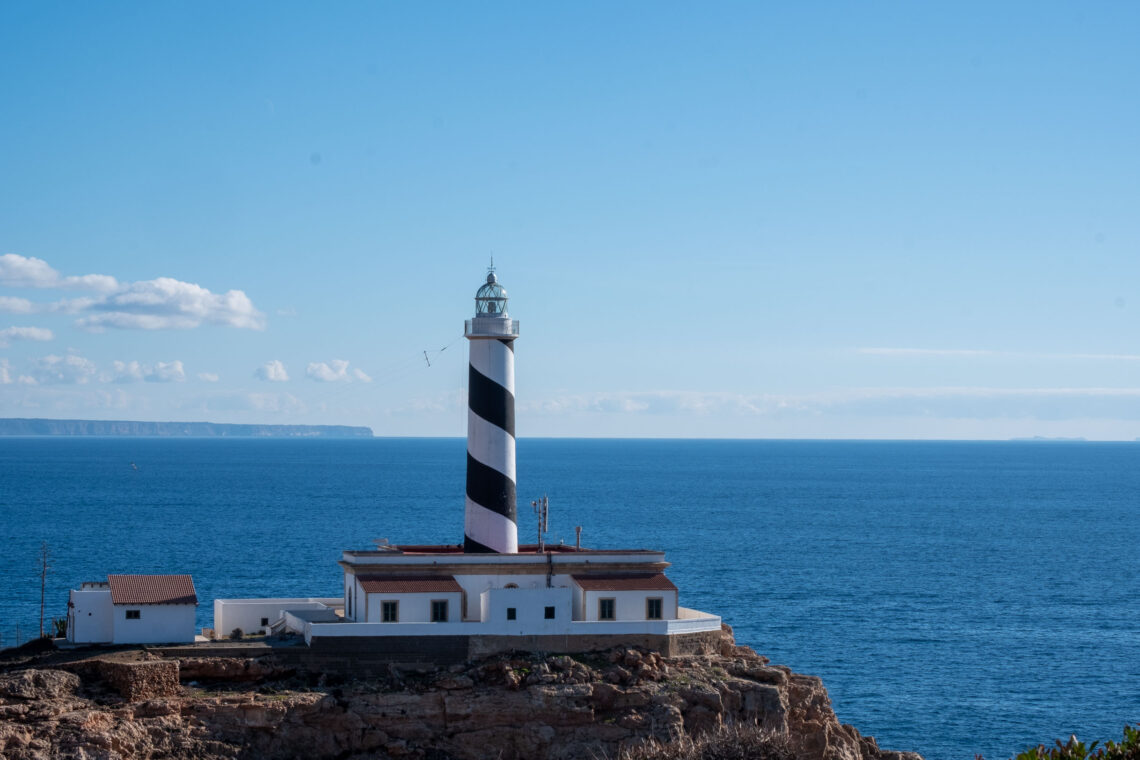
[0,629,922,760]
[59,659,181,703]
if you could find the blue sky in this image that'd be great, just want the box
[2,2,1138,438]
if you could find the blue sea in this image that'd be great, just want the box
[1,438,1137,759]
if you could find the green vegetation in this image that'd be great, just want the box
[990,726,1140,760]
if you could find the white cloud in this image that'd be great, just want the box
[105,359,186,383]
[0,254,118,292]
[255,360,290,382]
[0,296,34,314]
[110,360,145,383]
[1,254,263,331]
[0,359,9,384]
[25,354,97,385]
[0,326,53,347]
[148,360,186,383]
[0,254,65,288]
[307,359,368,382]
[77,277,265,331]
[197,372,220,382]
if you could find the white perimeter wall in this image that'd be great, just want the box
[580,589,678,622]
[69,588,113,643]
[111,604,196,644]
[214,598,341,636]
[304,608,722,643]
[364,591,463,623]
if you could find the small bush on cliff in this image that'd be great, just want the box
[229,628,244,641]
[617,722,793,760]
[982,725,1140,760]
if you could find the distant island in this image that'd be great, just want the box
[0,418,373,438]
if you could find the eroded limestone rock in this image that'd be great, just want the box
[0,628,923,760]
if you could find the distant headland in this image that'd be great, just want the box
[0,418,373,438]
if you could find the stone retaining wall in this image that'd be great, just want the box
[153,630,728,677]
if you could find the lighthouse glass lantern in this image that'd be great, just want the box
[475,272,508,316]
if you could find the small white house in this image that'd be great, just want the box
[355,575,464,623]
[571,573,678,622]
[67,574,198,645]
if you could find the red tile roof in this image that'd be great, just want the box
[571,573,677,592]
[357,575,463,594]
[107,574,197,605]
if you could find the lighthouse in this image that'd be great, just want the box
[463,267,519,553]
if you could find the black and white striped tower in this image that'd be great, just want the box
[463,267,519,553]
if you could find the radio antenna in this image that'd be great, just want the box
[530,495,550,552]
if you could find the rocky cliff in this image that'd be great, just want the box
[0,628,922,760]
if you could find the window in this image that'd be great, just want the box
[381,600,399,623]
[647,598,663,620]
[431,600,449,622]
[506,607,517,620]
[347,592,352,618]
[599,598,615,621]
[544,606,556,619]
[125,609,141,620]
[260,617,269,627]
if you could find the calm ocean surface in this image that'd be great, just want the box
[1,438,1137,759]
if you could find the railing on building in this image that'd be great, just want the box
[464,319,520,337]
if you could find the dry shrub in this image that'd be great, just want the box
[617,722,794,760]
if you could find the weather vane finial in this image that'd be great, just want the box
[489,254,495,274]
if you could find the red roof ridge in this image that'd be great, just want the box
[570,572,677,592]
[357,574,464,594]
[107,574,198,606]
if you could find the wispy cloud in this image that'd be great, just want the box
[858,347,998,357]
[197,372,220,383]
[0,326,53,347]
[0,254,264,331]
[255,360,289,382]
[519,387,1140,421]
[107,359,186,383]
[858,347,1140,361]
[23,354,97,385]
[177,391,306,414]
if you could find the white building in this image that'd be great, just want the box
[215,270,722,655]
[213,597,342,638]
[67,574,197,645]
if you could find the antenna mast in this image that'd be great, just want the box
[530,495,550,553]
